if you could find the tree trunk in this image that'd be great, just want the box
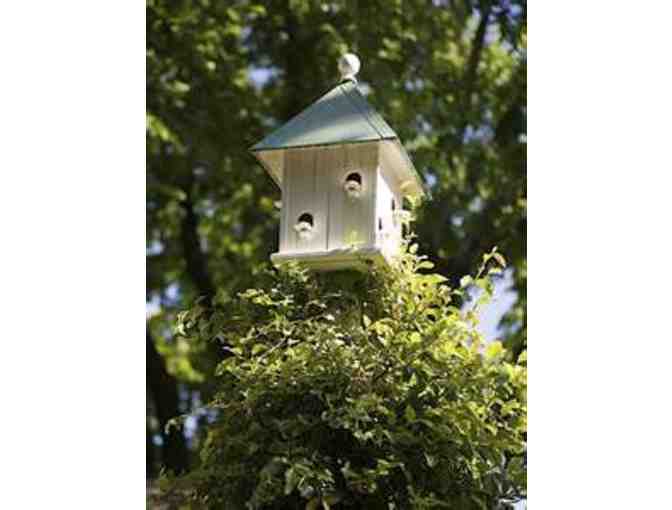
[147,425,156,478]
[147,328,189,474]
[180,189,216,299]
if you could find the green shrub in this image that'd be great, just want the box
[168,243,526,509]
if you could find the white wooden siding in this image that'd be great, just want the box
[375,169,402,257]
[283,148,328,253]
[327,143,377,250]
[275,141,410,268]
[314,145,341,251]
[378,140,406,194]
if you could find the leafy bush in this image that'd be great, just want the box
[167,243,526,509]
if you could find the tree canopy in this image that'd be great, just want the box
[147,0,526,480]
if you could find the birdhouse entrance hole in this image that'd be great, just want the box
[346,172,362,185]
[294,212,315,240]
[298,212,314,226]
[344,172,363,198]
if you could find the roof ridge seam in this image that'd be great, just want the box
[340,83,386,140]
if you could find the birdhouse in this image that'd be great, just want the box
[250,54,425,271]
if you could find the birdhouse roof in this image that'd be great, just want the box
[250,80,425,197]
[251,80,397,151]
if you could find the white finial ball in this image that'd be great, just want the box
[338,53,361,81]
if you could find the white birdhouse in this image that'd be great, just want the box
[250,54,425,271]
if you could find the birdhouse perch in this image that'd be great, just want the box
[250,53,425,271]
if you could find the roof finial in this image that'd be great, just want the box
[338,53,361,83]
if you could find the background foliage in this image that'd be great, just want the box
[147,0,526,479]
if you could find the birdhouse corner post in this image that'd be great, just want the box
[251,53,425,272]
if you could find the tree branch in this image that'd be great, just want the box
[437,1,494,154]
[461,1,493,120]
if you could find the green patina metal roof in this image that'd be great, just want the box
[250,80,398,151]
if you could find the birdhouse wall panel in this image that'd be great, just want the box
[278,158,290,253]
[283,149,328,253]
[390,176,404,244]
[308,149,330,252]
[314,146,341,251]
[375,170,391,243]
[375,170,402,257]
[378,141,405,192]
[314,149,332,249]
[326,143,378,250]
[353,142,380,248]
[380,140,426,198]
[324,146,346,250]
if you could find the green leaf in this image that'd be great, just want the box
[284,467,298,495]
[424,452,438,467]
[485,341,504,359]
[404,404,417,422]
[460,275,473,288]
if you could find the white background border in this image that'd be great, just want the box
[1,2,672,508]
[529,2,672,508]
[0,3,146,508]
